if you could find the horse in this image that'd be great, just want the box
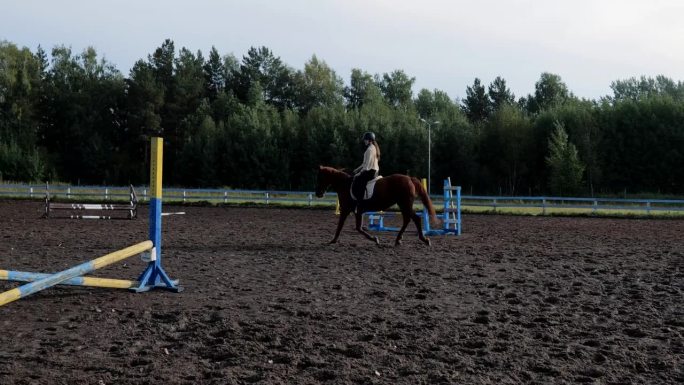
[315,166,437,246]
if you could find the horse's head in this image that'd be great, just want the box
[315,166,349,198]
[315,166,330,197]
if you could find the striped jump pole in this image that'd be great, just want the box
[0,270,139,289]
[0,241,152,307]
[132,137,182,293]
[44,184,138,220]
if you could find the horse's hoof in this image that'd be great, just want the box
[329,239,338,245]
[374,237,380,245]
[395,240,402,246]
[423,238,431,246]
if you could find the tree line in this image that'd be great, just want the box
[1,39,683,196]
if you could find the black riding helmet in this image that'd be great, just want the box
[362,132,376,142]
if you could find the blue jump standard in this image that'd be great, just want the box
[133,197,182,292]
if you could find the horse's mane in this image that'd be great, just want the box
[320,166,351,178]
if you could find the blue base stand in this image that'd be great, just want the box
[131,197,182,293]
[132,264,182,293]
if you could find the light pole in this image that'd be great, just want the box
[420,118,439,195]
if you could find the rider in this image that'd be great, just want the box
[352,132,380,210]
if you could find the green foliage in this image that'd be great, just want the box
[488,76,515,111]
[480,105,534,195]
[462,78,490,123]
[0,41,44,152]
[431,108,477,192]
[38,45,126,184]
[0,141,45,181]
[377,70,415,108]
[523,72,571,114]
[534,100,600,194]
[1,39,683,197]
[177,100,218,186]
[610,75,684,102]
[598,95,684,194]
[294,55,345,113]
[546,121,585,195]
[344,68,374,109]
[232,46,296,110]
[204,46,226,100]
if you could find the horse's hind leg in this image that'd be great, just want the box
[394,213,412,246]
[355,212,379,245]
[411,211,431,246]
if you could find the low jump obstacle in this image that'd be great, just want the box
[44,183,139,220]
[365,177,462,236]
[0,137,181,307]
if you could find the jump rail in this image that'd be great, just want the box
[0,241,151,306]
[0,270,139,289]
[44,183,138,219]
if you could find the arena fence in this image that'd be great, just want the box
[1,183,683,216]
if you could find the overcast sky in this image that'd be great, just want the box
[3,0,684,101]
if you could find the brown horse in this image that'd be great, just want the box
[315,166,437,246]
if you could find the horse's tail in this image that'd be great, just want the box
[412,177,438,225]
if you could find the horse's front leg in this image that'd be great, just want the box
[330,209,352,244]
[355,212,379,245]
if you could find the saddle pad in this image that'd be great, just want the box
[351,175,382,200]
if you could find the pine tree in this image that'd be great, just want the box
[546,121,585,195]
[488,76,515,111]
[462,78,490,123]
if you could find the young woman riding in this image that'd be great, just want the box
[352,132,380,209]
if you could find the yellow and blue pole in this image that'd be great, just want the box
[0,270,138,289]
[0,241,152,307]
[133,137,182,292]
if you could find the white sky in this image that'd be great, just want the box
[3,0,684,101]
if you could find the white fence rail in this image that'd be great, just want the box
[0,184,338,207]
[1,184,684,215]
[462,196,684,214]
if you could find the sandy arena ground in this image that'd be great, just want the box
[0,200,682,384]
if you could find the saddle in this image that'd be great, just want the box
[350,175,382,201]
